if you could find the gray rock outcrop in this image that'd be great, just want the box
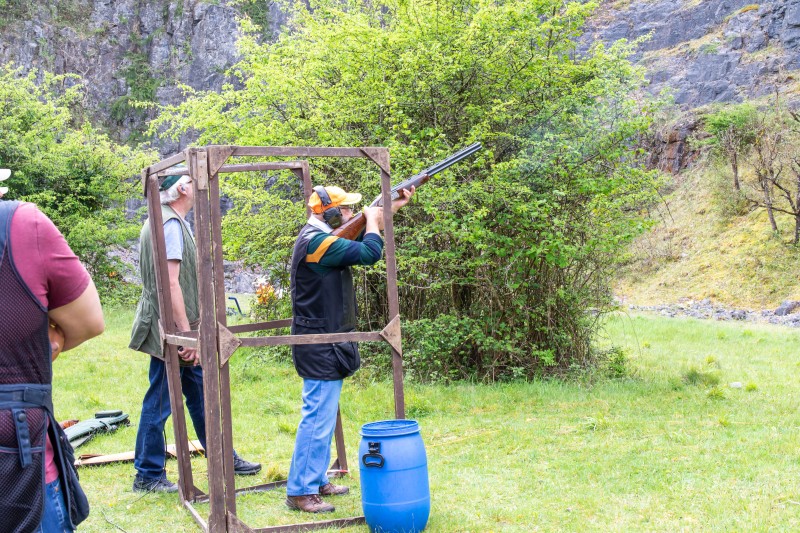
[585,1,800,173]
[586,0,800,109]
[0,0,279,151]
[621,297,800,328]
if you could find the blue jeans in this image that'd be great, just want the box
[35,478,73,533]
[134,356,207,480]
[287,379,343,496]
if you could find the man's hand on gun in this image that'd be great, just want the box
[362,186,416,231]
[391,185,416,214]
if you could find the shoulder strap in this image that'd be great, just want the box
[0,200,20,263]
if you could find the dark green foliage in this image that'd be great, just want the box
[0,66,156,298]
[0,0,30,26]
[236,0,272,39]
[110,40,162,142]
[153,0,662,381]
[0,0,90,30]
[101,281,144,308]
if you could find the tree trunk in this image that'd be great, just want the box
[795,212,800,245]
[795,173,800,244]
[731,152,740,191]
[763,181,779,232]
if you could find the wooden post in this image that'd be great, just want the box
[190,148,228,531]
[332,408,348,472]
[208,150,238,517]
[379,154,405,419]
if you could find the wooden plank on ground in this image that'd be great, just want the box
[75,440,204,467]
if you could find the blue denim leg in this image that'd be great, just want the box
[35,478,73,533]
[134,357,208,480]
[286,379,343,496]
[181,364,207,451]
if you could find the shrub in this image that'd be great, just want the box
[0,66,156,298]
[602,347,630,379]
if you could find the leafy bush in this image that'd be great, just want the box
[152,0,661,381]
[0,66,156,297]
[101,281,143,308]
[600,346,630,379]
[704,98,800,242]
[701,103,758,193]
[247,278,293,363]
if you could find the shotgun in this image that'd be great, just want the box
[332,142,482,240]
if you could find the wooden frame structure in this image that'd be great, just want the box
[141,145,406,532]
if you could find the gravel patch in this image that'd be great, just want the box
[620,298,800,328]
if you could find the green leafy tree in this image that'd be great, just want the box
[705,98,800,243]
[742,98,800,242]
[152,0,661,380]
[704,103,758,191]
[0,65,156,296]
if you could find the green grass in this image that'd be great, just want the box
[57,309,800,531]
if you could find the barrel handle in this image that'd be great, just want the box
[362,453,384,468]
[362,441,385,468]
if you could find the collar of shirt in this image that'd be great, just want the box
[307,215,333,234]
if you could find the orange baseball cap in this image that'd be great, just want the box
[308,186,362,214]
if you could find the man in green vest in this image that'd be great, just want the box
[129,174,261,493]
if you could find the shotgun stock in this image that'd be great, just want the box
[331,142,482,240]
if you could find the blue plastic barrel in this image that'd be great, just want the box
[359,420,430,533]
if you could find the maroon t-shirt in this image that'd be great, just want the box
[10,202,91,483]
[11,203,90,308]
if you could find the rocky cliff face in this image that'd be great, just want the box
[2,0,798,171]
[0,0,282,152]
[3,1,797,156]
[588,0,800,108]
[587,0,800,172]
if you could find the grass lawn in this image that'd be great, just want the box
[55,309,800,532]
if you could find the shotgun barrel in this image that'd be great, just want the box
[371,142,482,206]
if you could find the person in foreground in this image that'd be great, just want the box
[0,168,105,532]
[129,174,261,493]
[286,184,414,513]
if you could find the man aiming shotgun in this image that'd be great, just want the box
[331,142,482,241]
[285,143,481,513]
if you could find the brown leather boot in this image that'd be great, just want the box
[319,482,350,496]
[285,494,335,513]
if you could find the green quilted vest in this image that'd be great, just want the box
[129,205,199,358]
